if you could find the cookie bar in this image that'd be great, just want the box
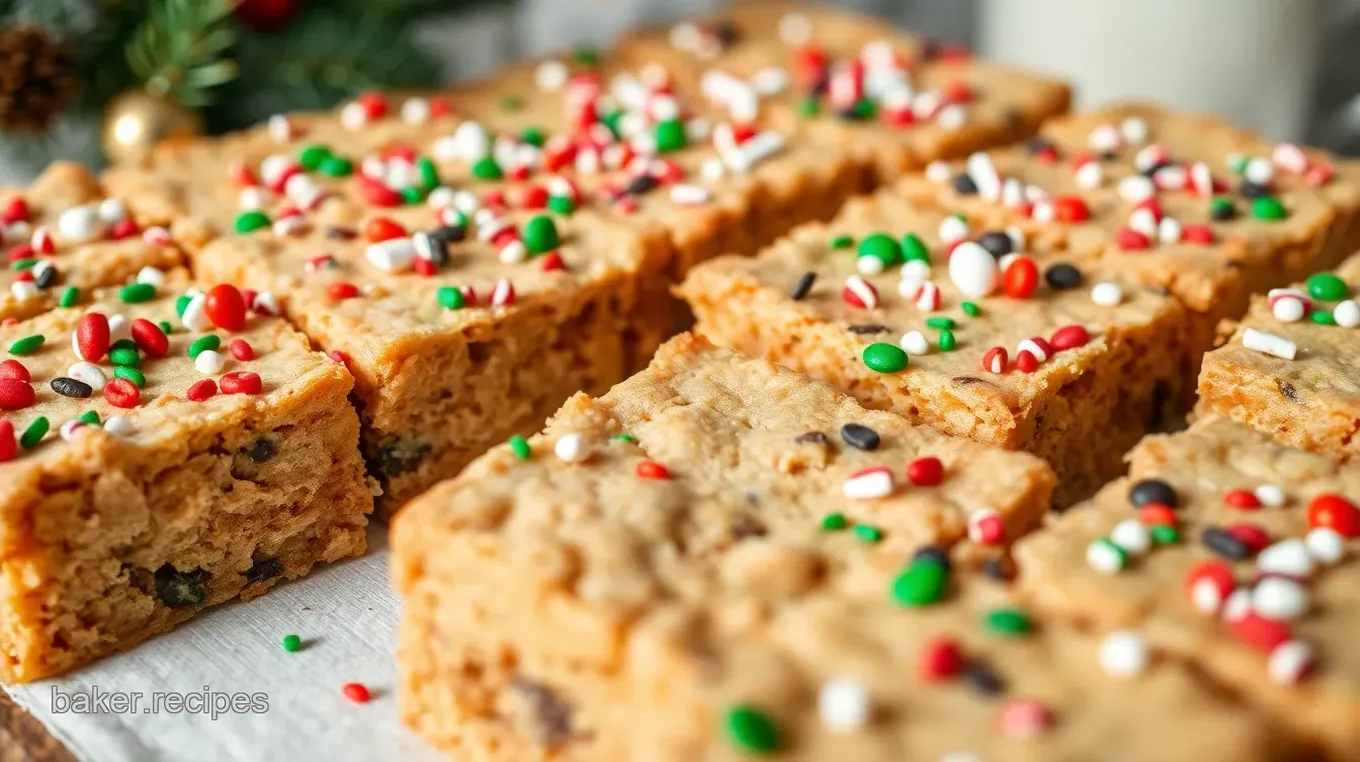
[615,0,1071,185]
[191,179,671,516]
[391,335,1300,761]
[1,162,183,322]
[1196,252,1360,461]
[0,271,372,681]
[1015,416,1360,759]
[677,187,1193,506]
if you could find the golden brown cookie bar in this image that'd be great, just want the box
[677,187,1193,507]
[1197,252,1360,462]
[1,162,184,322]
[391,336,1301,761]
[1015,416,1360,759]
[192,182,671,516]
[0,271,371,681]
[614,0,1071,184]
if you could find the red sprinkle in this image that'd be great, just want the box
[1138,504,1178,527]
[220,371,263,395]
[1231,613,1292,653]
[77,313,111,362]
[130,318,170,358]
[906,456,944,486]
[636,460,670,480]
[1049,325,1090,351]
[109,218,139,240]
[6,244,33,264]
[1115,227,1151,251]
[1307,494,1360,538]
[997,698,1052,739]
[1001,257,1038,299]
[1053,195,1091,224]
[186,379,218,402]
[413,258,437,277]
[0,420,14,462]
[327,282,361,300]
[1014,349,1039,374]
[981,347,1008,374]
[341,682,371,704]
[356,92,387,120]
[2,198,30,224]
[0,358,31,382]
[1185,559,1235,612]
[540,252,566,272]
[1181,224,1215,245]
[104,378,140,409]
[358,176,402,207]
[0,378,35,410]
[1225,523,1271,555]
[364,217,407,243]
[229,339,255,361]
[205,284,248,331]
[1223,489,1261,511]
[919,635,965,681]
[519,185,549,209]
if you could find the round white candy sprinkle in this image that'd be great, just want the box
[669,184,711,206]
[900,330,930,356]
[554,433,589,463]
[194,349,225,375]
[1267,640,1315,686]
[97,198,127,224]
[181,293,210,332]
[1088,123,1121,152]
[1091,281,1124,307]
[1254,484,1286,507]
[67,362,106,392]
[1157,217,1182,244]
[901,258,932,282]
[1120,116,1149,144]
[106,314,130,342]
[842,468,895,500]
[1251,576,1309,621]
[238,187,267,212]
[966,152,1000,199]
[925,161,952,183]
[669,21,700,51]
[1190,578,1227,614]
[1245,156,1275,185]
[427,187,456,210]
[818,679,870,732]
[1272,296,1306,323]
[751,67,788,97]
[1333,299,1360,328]
[401,97,431,125]
[1075,161,1102,189]
[10,281,37,301]
[1110,519,1151,556]
[1086,540,1124,574]
[57,204,101,244]
[857,255,885,277]
[103,416,134,438]
[936,105,966,131]
[1305,527,1345,565]
[1220,588,1253,622]
[135,266,166,286]
[339,101,367,131]
[1256,539,1313,578]
[701,157,726,182]
[453,122,491,161]
[1098,630,1149,678]
[1117,175,1155,204]
[947,241,999,298]
[266,114,293,142]
[1128,207,1158,237]
[1242,328,1296,360]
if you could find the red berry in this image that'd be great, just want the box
[130,318,170,358]
[636,460,670,480]
[205,284,248,331]
[0,358,30,382]
[76,313,111,362]
[104,378,140,409]
[229,339,255,361]
[919,635,964,681]
[0,420,14,462]
[0,378,35,410]
[186,379,218,402]
[1053,195,1090,224]
[220,371,263,395]
[1307,494,1360,538]
[341,682,371,704]
[327,282,361,300]
[1002,256,1038,299]
[906,456,944,486]
[1049,325,1090,351]
[364,216,406,243]
[1223,489,1261,510]
[981,346,1008,373]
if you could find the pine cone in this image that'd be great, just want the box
[0,25,79,133]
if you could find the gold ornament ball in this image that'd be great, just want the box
[101,90,203,165]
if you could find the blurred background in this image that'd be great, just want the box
[1,0,1357,184]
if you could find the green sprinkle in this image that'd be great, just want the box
[798,94,820,117]
[114,366,146,387]
[852,524,883,543]
[400,186,426,205]
[234,210,271,234]
[436,287,465,310]
[1088,537,1128,572]
[611,432,636,443]
[187,335,220,359]
[1227,154,1249,173]
[891,560,947,607]
[158,320,173,335]
[984,608,1033,636]
[520,127,545,147]
[318,156,354,177]
[471,156,502,180]
[722,705,780,754]
[11,258,36,271]
[499,94,523,112]
[901,233,929,262]
[175,294,192,317]
[298,144,332,171]
[416,157,440,190]
[523,215,560,254]
[857,233,902,267]
[20,417,49,449]
[1209,197,1236,220]
[1311,310,1337,326]
[1150,524,1180,545]
[119,282,157,304]
[851,98,876,119]
[654,118,687,153]
[938,329,956,352]
[8,334,43,355]
[829,234,854,249]
[573,47,599,66]
[108,346,141,368]
[1251,196,1287,221]
[862,343,908,373]
[820,512,848,531]
[961,301,981,317]
[281,634,303,653]
[1306,272,1349,302]
[547,196,575,216]
[925,317,955,330]
[77,410,100,426]
[601,110,624,139]
[508,435,532,460]
[110,338,137,352]
[58,287,79,308]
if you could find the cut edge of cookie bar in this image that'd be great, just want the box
[1196,252,1360,462]
[0,282,372,682]
[392,333,1059,760]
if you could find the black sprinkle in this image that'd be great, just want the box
[153,564,210,608]
[326,226,357,240]
[1210,202,1238,221]
[34,264,58,289]
[243,556,284,584]
[846,324,889,335]
[790,271,816,301]
[962,662,1005,697]
[512,679,574,746]
[1202,527,1249,561]
[1129,478,1178,509]
[50,376,92,399]
[840,423,881,451]
[416,231,449,267]
[837,107,869,123]
[983,557,1012,581]
[1044,263,1083,290]
[243,437,276,464]
[1238,181,1272,199]
[977,231,1013,259]
[434,224,467,244]
[1279,381,1302,404]
[913,544,952,572]
[795,431,828,445]
[951,173,979,196]
[624,175,657,196]
[713,19,740,45]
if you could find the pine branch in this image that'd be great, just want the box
[125,0,238,108]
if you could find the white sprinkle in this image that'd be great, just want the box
[938,215,970,245]
[1088,123,1122,153]
[67,362,106,392]
[1267,640,1315,685]
[1305,527,1345,565]
[498,240,528,265]
[1257,539,1314,578]
[818,679,870,732]
[778,12,813,45]
[1251,577,1309,621]
[912,281,940,311]
[857,255,885,277]
[751,67,789,97]
[1242,328,1296,360]
[1016,337,1049,363]
[1075,160,1102,189]
[1333,299,1360,328]
[194,349,225,375]
[10,281,38,301]
[669,184,711,206]
[491,278,515,307]
[252,291,281,316]
[1098,630,1149,678]
[1221,588,1253,622]
[365,238,416,272]
[700,157,726,183]
[103,416,135,438]
[427,187,456,210]
[935,104,966,131]
[900,330,930,356]
[1120,116,1149,144]
[554,433,589,463]
[1245,156,1275,185]
[1110,519,1151,556]
[1128,207,1158,237]
[1001,178,1025,208]
[238,187,267,212]
[1157,217,1182,244]
[925,161,952,183]
[1091,281,1124,307]
[57,204,101,244]
[262,154,299,185]
[723,131,785,173]
[1271,296,1307,323]
[842,467,895,500]
[1153,164,1187,190]
[1086,540,1124,574]
[948,242,999,298]
[669,21,701,51]
[266,114,295,142]
[1255,484,1286,507]
[966,152,1000,200]
[1190,578,1229,615]
[901,258,932,282]
[339,101,368,131]
[106,313,130,343]
[452,122,491,162]
[1189,162,1214,197]
[1272,143,1309,175]
[181,293,210,332]
[1117,175,1155,204]
[135,266,166,287]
